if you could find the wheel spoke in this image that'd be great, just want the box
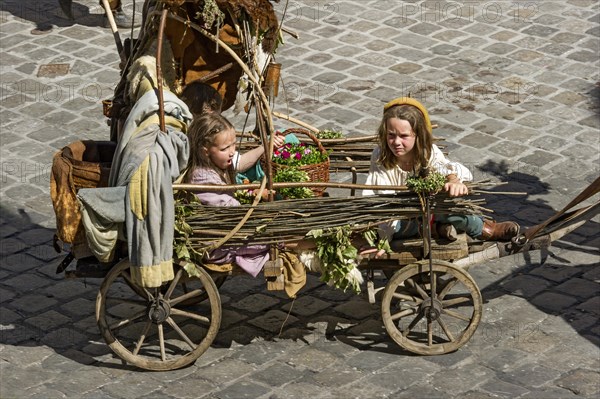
[121,270,154,300]
[442,296,472,307]
[132,320,152,356]
[108,309,147,330]
[430,272,437,298]
[405,277,429,299]
[392,291,423,304]
[390,307,418,321]
[157,323,166,361]
[402,312,424,337]
[170,307,211,325]
[438,276,459,300]
[166,317,196,350]
[105,297,147,307]
[442,308,472,322]
[427,319,433,346]
[163,268,183,300]
[437,316,455,342]
[170,289,205,307]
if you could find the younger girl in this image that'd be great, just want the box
[363,97,519,242]
[183,113,285,276]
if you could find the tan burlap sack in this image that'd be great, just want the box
[50,141,116,248]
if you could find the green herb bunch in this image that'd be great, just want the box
[316,129,343,139]
[406,169,446,195]
[406,168,446,210]
[273,168,314,199]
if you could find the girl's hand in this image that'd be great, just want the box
[444,181,469,197]
[359,247,386,258]
[272,131,285,149]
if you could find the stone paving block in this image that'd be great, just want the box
[40,326,88,349]
[248,309,299,334]
[555,278,599,299]
[518,150,561,168]
[2,252,44,273]
[0,343,55,368]
[59,297,95,317]
[286,346,341,372]
[500,363,563,388]
[352,379,432,399]
[281,295,330,317]
[568,49,598,62]
[0,287,17,304]
[333,296,377,320]
[214,324,265,347]
[0,367,57,397]
[430,363,497,396]
[531,292,579,313]
[220,308,248,330]
[25,309,71,331]
[480,378,531,398]
[520,386,581,399]
[563,310,598,331]
[251,361,306,387]
[160,376,217,399]
[528,264,583,283]
[231,293,280,313]
[488,141,529,158]
[556,368,600,397]
[296,363,360,387]
[2,272,53,293]
[577,296,600,315]
[16,228,53,246]
[342,348,404,372]
[270,381,331,399]
[195,358,257,382]
[458,132,494,149]
[0,322,42,345]
[8,293,57,313]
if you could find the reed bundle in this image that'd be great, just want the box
[175,182,506,252]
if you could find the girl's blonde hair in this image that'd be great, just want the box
[376,104,433,171]
[184,113,235,183]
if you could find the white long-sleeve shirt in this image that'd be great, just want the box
[362,144,472,195]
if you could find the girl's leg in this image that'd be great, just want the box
[436,214,483,238]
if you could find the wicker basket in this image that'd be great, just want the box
[269,128,330,197]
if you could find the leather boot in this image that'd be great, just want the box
[480,220,520,241]
[436,223,458,242]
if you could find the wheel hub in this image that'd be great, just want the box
[420,297,443,321]
[148,298,171,324]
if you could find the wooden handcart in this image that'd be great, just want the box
[51,0,600,371]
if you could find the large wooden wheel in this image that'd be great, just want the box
[96,259,221,371]
[381,260,482,355]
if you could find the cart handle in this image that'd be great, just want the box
[515,175,600,244]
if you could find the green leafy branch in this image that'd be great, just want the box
[406,169,446,210]
[307,226,387,294]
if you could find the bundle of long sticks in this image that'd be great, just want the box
[175,182,514,250]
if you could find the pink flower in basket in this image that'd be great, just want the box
[272,142,329,167]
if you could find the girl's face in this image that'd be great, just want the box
[205,127,236,170]
[386,118,416,161]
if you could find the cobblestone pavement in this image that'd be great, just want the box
[1,0,599,398]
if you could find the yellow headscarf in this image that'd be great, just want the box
[383,97,432,134]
